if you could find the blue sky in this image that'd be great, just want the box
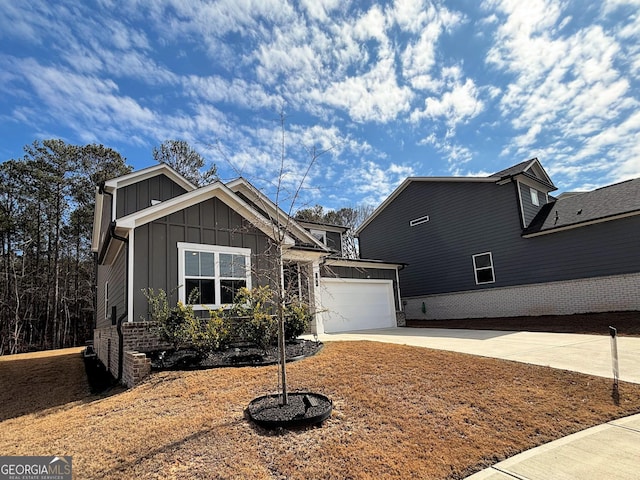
[1,0,639,211]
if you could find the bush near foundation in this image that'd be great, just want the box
[142,286,311,354]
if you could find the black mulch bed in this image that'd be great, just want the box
[147,339,322,370]
[247,392,333,429]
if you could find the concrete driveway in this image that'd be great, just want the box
[310,327,640,479]
[312,327,640,384]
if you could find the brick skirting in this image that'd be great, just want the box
[405,272,640,320]
[94,322,172,387]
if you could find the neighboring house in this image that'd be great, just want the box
[357,158,640,321]
[92,164,402,385]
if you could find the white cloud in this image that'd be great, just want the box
[345,160,415,205]
[320,52,413,123]
[398,2,464,90]
[420,133,474,174]
[353,5,388,42]
[299,0,341,22]
[183,75,281,110]
[484,0,640,185]
[411,76,484,128]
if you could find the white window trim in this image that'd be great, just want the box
[472,252,495,285]
[177,242,252,309]
[104,282,109,319]
[309,229,327,245]
[530,187,540,206]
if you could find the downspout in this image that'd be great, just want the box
[396,264,405,312]
[97,182,129,383]
[108,221,129,384]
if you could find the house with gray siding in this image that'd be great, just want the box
[92,164,403,385]
[357,158,640,321]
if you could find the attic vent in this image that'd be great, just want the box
[410,215,430,227]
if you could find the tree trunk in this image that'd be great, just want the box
[276,244,288,405]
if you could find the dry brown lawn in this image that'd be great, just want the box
[2,342,640,479]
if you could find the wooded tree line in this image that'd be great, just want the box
[0,140,131,355]
[0,137,366,355]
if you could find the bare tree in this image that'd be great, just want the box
[153,140,217,187]
[216,112,332,405]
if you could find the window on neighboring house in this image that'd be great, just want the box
[104,282,109,319]
[530,188,539,206]
[472,252,495,285]
[309,229,327,245]
[178,243,251,308]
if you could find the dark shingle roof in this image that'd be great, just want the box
[492,157,556,190]
[524,177,640,235]
[492,160,533,178]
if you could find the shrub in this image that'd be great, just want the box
[231,286,312,347]
[284,302,311,340]
[142,284,312,353]
[198,308,232,353]
[231,286,278,350]
[142,288,231,353]
[142,288,184,348]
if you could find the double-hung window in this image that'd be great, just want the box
[530,187,540,206]
[309,229,327,246]
[178,243,251,308]
[472,252,495,285]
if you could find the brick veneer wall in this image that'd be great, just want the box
[123,351,152,388]
[94,321,172,384]
[405,272,640,320]
[94,326,119,378]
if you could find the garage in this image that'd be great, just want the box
[319,278,397,333]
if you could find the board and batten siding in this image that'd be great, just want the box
[359,180,640,298]
[326,231,342,253]
[133,197,274,322]
[96,244,127,329]
[116,174,188,219]
[99,191,113,250]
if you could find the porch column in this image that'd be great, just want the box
[310,260,324,335]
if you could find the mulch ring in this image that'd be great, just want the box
[147,339,322,370]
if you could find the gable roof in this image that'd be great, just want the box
[92,164,197,251]
[523,177,640,237]
[225,178,328,250]
[492,157,556,190]
[356,176,498,235]
[102,163,197,192]
[114,180,296,244]
[94,167,336,263]
[356,158,558,235]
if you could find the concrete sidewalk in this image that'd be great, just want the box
[312,327,640,383]
[466,413,640,480]
[309,327,640,479]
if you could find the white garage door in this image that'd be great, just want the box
[319,278,396,333]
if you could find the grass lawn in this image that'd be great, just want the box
[2,341,640,479]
